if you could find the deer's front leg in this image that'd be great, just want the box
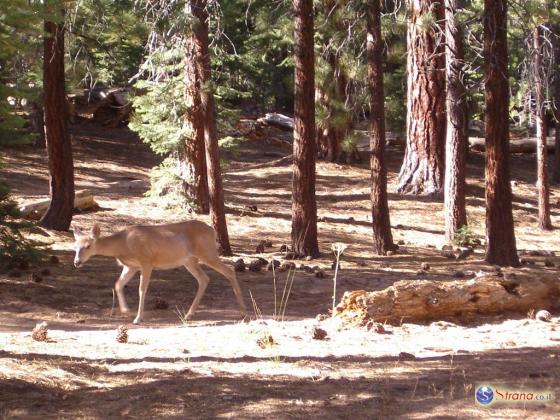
[133,266,153,324]
[115,265,137,313]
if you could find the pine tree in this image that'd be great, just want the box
[367,0,394,255]
[484,0,519,266]
[292,0,319,257]
[40,1,75,231]
[532,24,552,229]
[444,0,468,242]
[397,0,446,196]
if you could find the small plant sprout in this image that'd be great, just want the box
[331,242,348,317]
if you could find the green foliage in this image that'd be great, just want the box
[0,0,42,145]
[0,184,45,266]
[452,225,479,248]
[144,157,194,211]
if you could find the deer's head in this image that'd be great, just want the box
[72,224,101,268]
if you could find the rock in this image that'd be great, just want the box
[234,259,246,272]
[153,297,169,310]
[421,263,430,271]
[255,242,265,253]
[397,239,405,245]
[315,270,326,279]
[304,266,314,273]
[398,352,416,361]
[442,251,455,259]
[279,244,289,252]
[30,273,43,283]
[312,327,328,340]
[245,205,258,212]
[519,258,528,265]
[249,259,266,272]
[453,270,465,279]
[305,255,313,261]
[279,262,296,272]
[8,269,22,278]
[386,250,395,256]
[263,240,273,248]
[441,244,453,251]
[49,255,60,265]
[40,268,51,276]
[544,259,555,268]
[266,259,281,271]
[535,310,552,322]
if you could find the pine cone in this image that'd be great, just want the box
[116,325,129,343]
[32,322,48,342]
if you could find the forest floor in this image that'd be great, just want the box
[1,119,560,419]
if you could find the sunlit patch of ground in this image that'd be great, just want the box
[1,120,559,417]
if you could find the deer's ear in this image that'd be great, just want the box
[72,226,82,239]
[91,224,101,239]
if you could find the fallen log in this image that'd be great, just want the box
[257,113,294,131]
[469,137,556,154]
[335,273,560,325]
[20,190,98,220]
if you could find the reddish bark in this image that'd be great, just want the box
[444,0,467,242]
[183,6,209,214]
[292,0,319,257]
[191,0,232,255]
[552,25,560,183]
[397,0,446,196]
[483,0,519,266]
[533,25,552,230]
[40,6,75,231]
[367,0,394,255]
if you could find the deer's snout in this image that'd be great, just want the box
[74,259,83,268]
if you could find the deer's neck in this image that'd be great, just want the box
[95,232,126,258]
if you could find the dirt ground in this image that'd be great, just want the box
[1,119,559,419]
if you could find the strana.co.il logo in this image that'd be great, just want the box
[475,384,554,406]
[476,386,494,405]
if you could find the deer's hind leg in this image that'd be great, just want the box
[201,257,247,318]
[184,257,210,320]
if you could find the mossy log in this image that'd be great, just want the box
[335,273,560,325]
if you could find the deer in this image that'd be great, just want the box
[72,221,247,324]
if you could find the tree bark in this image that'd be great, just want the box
[444,0,467,242]
[39,4,75,231]
[533,25,552,230]
[191,0,232,255]
[397,0,446,196]
[292,0,319,257]
[367,0,395,255]
[335,273,560,325]
[182,3,209,214]
[552,25,560,182]
[483,0,519,266]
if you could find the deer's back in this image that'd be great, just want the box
[120,220,218,268]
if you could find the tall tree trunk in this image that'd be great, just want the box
[444,0,467,242]
[367,0,395,255]
[552,25,560,183]
[40,4,74,231]
[533,25,552,230]
[397,0,446,196]
[483,0,519,266]
[292,0,319,257]
[191,0,232,255]
[182,5,209,214]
